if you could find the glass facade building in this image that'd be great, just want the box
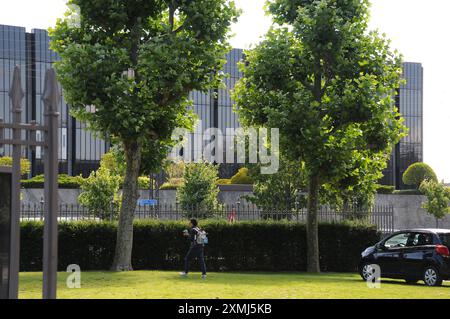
[0,25,423,184]
[0,25,108,177]
[380,62,424,189]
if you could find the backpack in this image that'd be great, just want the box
[193,227,208,245]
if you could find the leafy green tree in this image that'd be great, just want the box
[177,162,220,218]
[403,162,438,189]
[419,180,450,227]
[234,0,405,272]
[51,0,238,270]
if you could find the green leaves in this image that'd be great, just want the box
[177,162,220,218]
[420,180,450,221]
[235,0,405,207]
[50,0,239,153]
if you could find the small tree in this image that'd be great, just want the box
[78,165,121,220]
[177,162,220,218]
[403,163,438,189]
[419,180,450,227]
[78,152,122,219]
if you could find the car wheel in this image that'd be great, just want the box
[360,263,379,282]
[423,266,443,287]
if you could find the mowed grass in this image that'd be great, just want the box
[19,271,450,299]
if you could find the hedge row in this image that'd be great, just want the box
[21,174,84,189]
[22,174,152,189]
[20,220,380,273]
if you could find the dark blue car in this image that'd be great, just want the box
[359,229,450,286]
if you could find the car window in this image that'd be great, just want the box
[384,233,409,249]
[406,233,433,247]
[439,234,450,247]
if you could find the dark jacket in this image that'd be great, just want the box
[187,227,201,247]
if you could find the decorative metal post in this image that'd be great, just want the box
[42,68,60,300]
[0,65,57,300]
[8,66,24,299]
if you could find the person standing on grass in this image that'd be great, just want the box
[180,218,207,279]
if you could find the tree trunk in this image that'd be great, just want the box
[111,140,142,271]
[307,175,320,273]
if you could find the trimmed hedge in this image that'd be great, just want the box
[20,220,380,273]
[393,189,423,195]
[402,162,438,189]
[230,167,253,185]
[22,174,154,190]
[21,174,84,189]
[376,184,395,194]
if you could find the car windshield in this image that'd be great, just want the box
[438,233,450,248]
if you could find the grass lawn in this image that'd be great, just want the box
[19,271,450,299]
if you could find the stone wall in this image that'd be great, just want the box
[375,194,450,230]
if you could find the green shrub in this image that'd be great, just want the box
[376,184,395,194]
[21,174,84,189]
[0,156,31,176]
[216,178,231,185]
[19,220,380,272]
[246,158,307,213]
[164,160,185,180]
[160,178,184,190]
[402,162,438,189]
[177,162,220,218]
[230,167,253,184]
[78,166,121,220]
[393,189,423,195]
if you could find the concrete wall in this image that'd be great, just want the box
[376,194,450,230]
[21,188,450,230]
[21,185,254,206]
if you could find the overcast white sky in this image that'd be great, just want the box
[1,0,449,182]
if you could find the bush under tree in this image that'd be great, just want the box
[78,155,122,220]
[177,162,220,218]
[246,157,307,218]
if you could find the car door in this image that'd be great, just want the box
[375,232,410,276]
[402,232,434,278]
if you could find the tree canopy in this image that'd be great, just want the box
[51,0,239,270]
[234,0,405,272]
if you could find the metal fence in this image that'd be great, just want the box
[20,202,395,233]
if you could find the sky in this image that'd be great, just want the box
[1,0,449,181]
